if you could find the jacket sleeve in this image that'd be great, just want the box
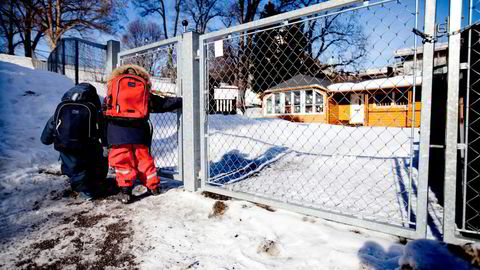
[40,116,55,145]
[149,94,183,113]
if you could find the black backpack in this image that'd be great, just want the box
[53,83,101,152]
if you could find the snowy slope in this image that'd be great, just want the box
[0,59,478,270]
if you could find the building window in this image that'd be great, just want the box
[375,92,393,106]
[285,92,292,113]
[266,96,273,114]
[374,91,408,107]
[305,90,324,114]
[275,93,282,114]
[265,89,325,115]
[293,91,301,113]
[315,93,324,113]
[395,92,408,106]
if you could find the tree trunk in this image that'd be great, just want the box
[23,30,32,57]
[7,34,15,54]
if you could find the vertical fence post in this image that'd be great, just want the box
[176,44,184,183]
[61,39,66,75]
[443,0,463,244]
[181,32,201,191]
[74,40,79,85]
[415,0,437,239]
[106,40,120,74]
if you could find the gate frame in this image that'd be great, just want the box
[444,0,480,244]
[198,0,434,240]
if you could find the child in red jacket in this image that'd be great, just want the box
[105,65,182,203]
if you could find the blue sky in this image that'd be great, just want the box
[31,0,458,63]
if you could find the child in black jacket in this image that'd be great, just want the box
[41,83,108,199]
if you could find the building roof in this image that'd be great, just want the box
[327,75,422,92]
[394,43,448,57]
[265,74,330,93]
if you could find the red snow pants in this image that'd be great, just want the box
[108,144,159,190]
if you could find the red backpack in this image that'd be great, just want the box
[104,68,149,120]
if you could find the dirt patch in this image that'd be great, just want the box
[91,220,137,269]
[254,202,275,212]
[61,216,74,224]
[257,239,281,256]
[32,201,40,211]
[209,201,228,218]
[397,237,408,245]
[15,258,36,269]
[447,243,480,268]
[201,191,231,201]
[72,235,85,252]
[73,212,109,228]
[38,168,62,176]
[15,219,137,270]
[31,238,60,250]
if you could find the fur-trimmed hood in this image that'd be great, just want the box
[107,64,152,90]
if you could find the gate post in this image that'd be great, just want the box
[181,32,201,191]
[444,0,463,244]
[415,0,437,239]
[106,40,120,74]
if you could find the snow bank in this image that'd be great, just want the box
[0,54,35,69]
[0,61,74,174]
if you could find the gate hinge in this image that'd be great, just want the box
[412,28,436,44]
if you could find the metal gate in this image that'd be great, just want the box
[444,0,480,243]
[199,0,435,239]
[118,38,183,181]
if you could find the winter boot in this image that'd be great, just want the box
[119,187,132,204]
[149,186,161,196]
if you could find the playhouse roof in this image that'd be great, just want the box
[265,74,330,93]
[327,75,422,92]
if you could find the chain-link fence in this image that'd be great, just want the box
[118,41,182,179]
[200,0,436,238]
[48,38,107,85]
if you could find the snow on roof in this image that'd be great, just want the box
[266,74,329,92]
[394,43,448,57]
[327,75,422,92]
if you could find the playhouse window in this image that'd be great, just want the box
[293,91,301,113]
[375,92,394,106]
[266,96,273,114]
[306,91,324,114]
[375,91,408,107]
[395,92,408,106]
[275,93,282,114]
[285,92,292,113]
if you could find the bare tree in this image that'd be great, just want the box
[121,19,163,49]
[14,0,46,57]
[133,0,183,39]
[29,0,126,49]
[121,19,165,75]
[220,0,262,113]
[181,0,221,34]
[0,0,22,55]
[273,0,367,70]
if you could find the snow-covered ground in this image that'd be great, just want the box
[0,57,479,269]
[206,115,419,226]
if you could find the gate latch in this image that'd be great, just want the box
[412,28,436,44]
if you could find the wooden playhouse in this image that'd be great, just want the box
[261,74,422,127]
